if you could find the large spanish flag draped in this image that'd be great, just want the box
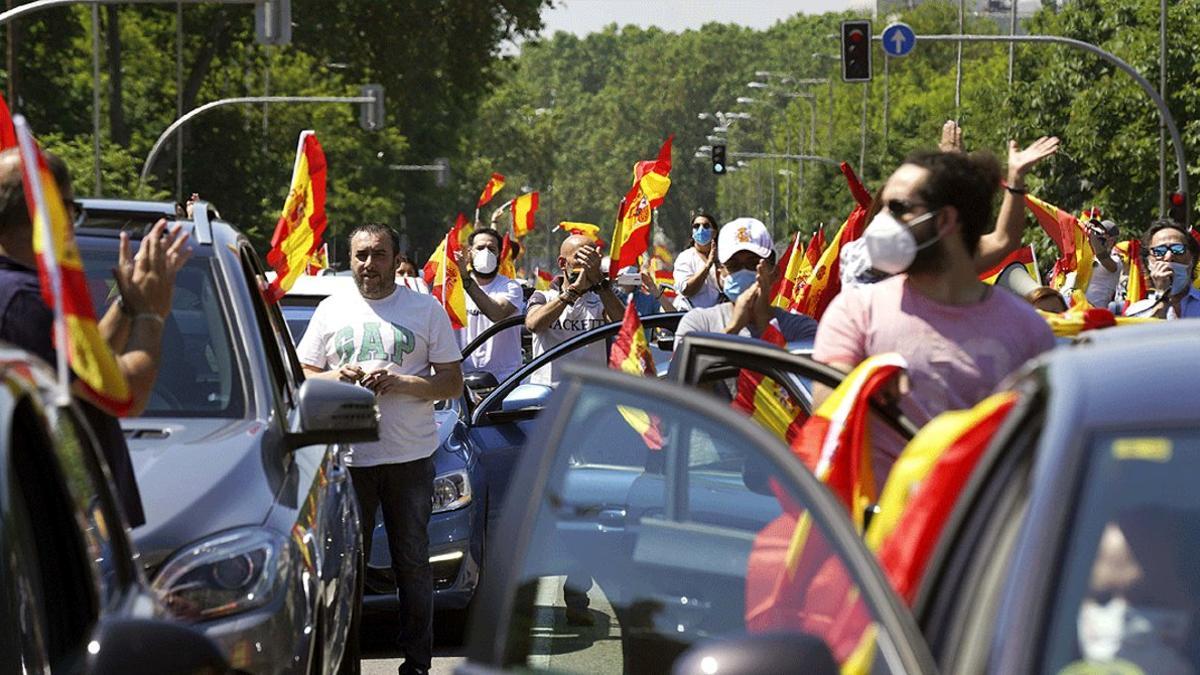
[476,172,505,208]
[609,298,663,449]
[16,115,131,415]
[265,131,327,303]
[511,191,538,237]
[791,163,871,319]
[1038,291,1156,336]
[979,244,1039,285]
[609,135,673,279]
[731,321,806,445]
[429,214,469,329]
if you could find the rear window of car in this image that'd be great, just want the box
[1041,428,1200,674]
[79,245,244,418]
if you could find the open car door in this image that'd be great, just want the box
[462,363,935,675]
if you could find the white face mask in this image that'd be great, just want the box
[1077,596,1192,664]
[863,209,941,275]
[472,248,498,275]
[1168,261,1192,296]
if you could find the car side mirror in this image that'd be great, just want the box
[86,616,230,674]
[482,383,552,424]
[672,632,838,675]
[464,370,500,402]
[288,378,379,449]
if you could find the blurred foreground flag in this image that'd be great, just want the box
[0,92,16,150]
[609,297,662,449]
[265,130,327,302]
[16,115,131,414]
[511,191,538,237]
[979,244,1039,285]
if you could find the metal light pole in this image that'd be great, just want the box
[955,0,965,121]
[1008,0,1018,86]
[1159,0,1167,215]
[90,4,102,194]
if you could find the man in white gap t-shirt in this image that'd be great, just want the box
[296,224,462,675]
[525,234,625,385]
[454,226,525,382]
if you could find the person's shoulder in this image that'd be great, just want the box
[678,303,725,330]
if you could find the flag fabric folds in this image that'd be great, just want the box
[1024,194,1094,294]
[979,244,1039,285]
[609,297,663,449]
[791,163,871,320]
[559,221,604,246]
[0,92,16,150]
[511,191,538,237]
[476,172,505,208]
[1114,239,1149,306]
[610,135,673,279]
[428,214,469,329]
[265,130,328,303]
[731,321,806,445]
[652,269,676,298]
[1037,291,1157,337]
[305,242,329,276]
[16,115,132,415]
[534,267,553,291]
[498,233,517,279]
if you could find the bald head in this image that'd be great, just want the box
[559,235,593,260]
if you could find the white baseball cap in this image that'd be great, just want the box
[717,217,773,264]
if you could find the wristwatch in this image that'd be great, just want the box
[561,287,579,305]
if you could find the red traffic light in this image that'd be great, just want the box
[1171,192,1185,206]
[848,29,864,43]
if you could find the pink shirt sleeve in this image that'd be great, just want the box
[813,289,868,366]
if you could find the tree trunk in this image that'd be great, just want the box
[181,10,229,113]
[104,6,129,147]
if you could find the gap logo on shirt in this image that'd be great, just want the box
[332,321,415,366]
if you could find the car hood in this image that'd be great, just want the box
[123,417,280,575]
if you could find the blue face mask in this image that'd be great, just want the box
[693,226,714,246]
[722,269,757,302]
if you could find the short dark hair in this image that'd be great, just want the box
[902,150,1002,256]
[1143,217,1200,260]
[690,208,717,226]
[347,222,399,256]
[469,227,502,249]
[0,149,71,234]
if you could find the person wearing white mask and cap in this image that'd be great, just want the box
[814,150,1054,481]
[674,217,818,348]
[454,226,525,381]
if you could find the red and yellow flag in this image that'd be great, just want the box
[650,243,674,268]
[265,131,327,303]
[791,164,870,319]
[731,321,806,445]
[1038,291,1156,336]
[609,298,662,449]
[1114,239,1149,306]
[476,172,505,208]
[534,267,553,291]
[610,135,673,279]
[16,115,131,415]
[498,233,517,279]
[429,214,469,329]
[769,232,801,309]
[979,244,1039,285]
[559,221,604,246]
[423,216,472,286]
[1024,194,1095,293]
[0,92,16,150]
[305,242,329,276]
[511,191,538,237]
[652,269,676,298]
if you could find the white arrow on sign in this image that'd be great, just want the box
[890,31,906,53]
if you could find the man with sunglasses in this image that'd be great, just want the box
[1126,219,1200,319]
[814,150,1054,481]
[673,208,722,310]
[674,217,817,347]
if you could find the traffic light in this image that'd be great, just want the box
[1169,192,1188,224]
[254,0,291,46]
[360,84,385,132]
[434,157,450,188]
[711,144,727,175]
[841,19,872,82]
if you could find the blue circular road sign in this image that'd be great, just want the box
[882,22,916,58]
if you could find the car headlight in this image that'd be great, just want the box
[152,527,290,622]
[432,469,472,513]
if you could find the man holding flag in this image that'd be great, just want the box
[453,226,525,381]
[0,148,190,527]
[297,223,463,675]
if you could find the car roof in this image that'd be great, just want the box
[282,274,357,297]
[74,198,227,248]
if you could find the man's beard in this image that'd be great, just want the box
[906,236,948,276]
[354,270,395,298]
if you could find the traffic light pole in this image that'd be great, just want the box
[138,93,380,190]
[730,151,842,167]
[878,33,1190,226]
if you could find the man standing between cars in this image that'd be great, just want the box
[814,150,1055,481]
[674,217,818,346]
[673,208,721,310]
[455,226,525,381]
[0,149,190,529]
[524,234,625,385]
[297,223,463,675]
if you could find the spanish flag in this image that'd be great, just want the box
[511,191,538,237]
[1025,194,1094,293]
[559,221,603,245]
[429,214,469,329]
[1114,239,1148,305]
[305,242,329,276]
[16,115,132,415]
[476,172,505,208]
[731,321,806,445]
[652,269,676,298]
[265,131,327,303]
[423,215,472,286]
[534,267,553,291]
[0,92,16,150]
[978,244,1039,285]
[792,163,870,319]
[609,297,663,449]
[498,233,517,279]
[609,135,673,279]
[1038,291,1156,336]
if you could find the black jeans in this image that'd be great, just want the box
[351,457,435,670]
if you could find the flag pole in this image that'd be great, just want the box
[440,231,449,312]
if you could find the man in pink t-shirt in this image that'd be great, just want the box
[814,149,1055,479]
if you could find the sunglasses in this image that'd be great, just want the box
[692,221,714,230]
[1149,243,1189,258]
[884,199,931,219]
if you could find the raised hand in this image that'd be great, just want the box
[1008,136,1060,180]
[938,120,963,153]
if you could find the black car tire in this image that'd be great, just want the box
[337,546,365,675]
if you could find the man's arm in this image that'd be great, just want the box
[362,361,463,400]
[974,137,1060,273]
[464,278,517,322]
[678,248,716,298]
[597,283,626,322]
[525,292,569,333]
[301,363,365,383]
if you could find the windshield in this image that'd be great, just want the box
[1042,428,1200,674]
[80,246,244,418]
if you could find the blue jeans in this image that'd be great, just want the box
[351,457,434,670]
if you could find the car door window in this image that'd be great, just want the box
[495,372,932,674]
[238,247,298,408]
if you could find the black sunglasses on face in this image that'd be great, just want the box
[1150,243,1189,258]
[884,199,930,219]
[692,221,714,230]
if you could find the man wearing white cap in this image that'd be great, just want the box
[674,217,818,347]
